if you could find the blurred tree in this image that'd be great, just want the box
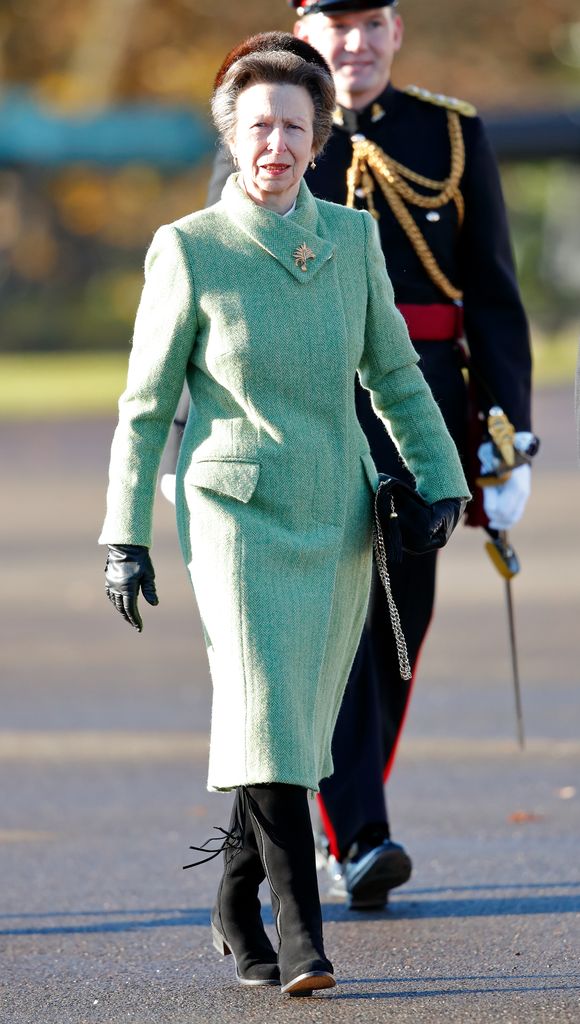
[1,0,579,107]
[0,162,212,352]
[0,0,578,353]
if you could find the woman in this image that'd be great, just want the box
[100,34,469,996]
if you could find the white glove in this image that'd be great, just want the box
[478,432,536,477]
[482,464,531,530]
[160,473,176,505]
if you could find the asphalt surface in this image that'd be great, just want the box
[1,386,579,1023]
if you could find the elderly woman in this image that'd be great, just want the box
[100,34,469,996]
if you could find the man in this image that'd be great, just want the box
[162,0,533,909]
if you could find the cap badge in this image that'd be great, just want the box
[293,243,316,272]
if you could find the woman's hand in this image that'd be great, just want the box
[421,498,467,553]
[104,545,158,631]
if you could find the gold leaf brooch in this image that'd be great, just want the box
[293,243,316,272]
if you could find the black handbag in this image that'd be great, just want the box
[371,474,466,681]
[373,473,435,562]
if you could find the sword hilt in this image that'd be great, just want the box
[476,406,538,489]
[488,406,516,467]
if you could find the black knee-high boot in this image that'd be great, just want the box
[209,788,280,986]
[245,784,335,996]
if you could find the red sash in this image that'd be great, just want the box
[396,303,463,341]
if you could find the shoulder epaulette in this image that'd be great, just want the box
[403,85,477,118]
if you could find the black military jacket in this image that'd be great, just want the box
[196,82,532,495]
[313,85,531,429]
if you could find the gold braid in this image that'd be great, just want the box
[346,110,465,302]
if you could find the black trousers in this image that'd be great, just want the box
[317,341,468,860]
[318,550,437,858]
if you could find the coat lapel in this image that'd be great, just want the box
[221,174,335,284]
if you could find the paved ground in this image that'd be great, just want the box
[1,386,579,1023]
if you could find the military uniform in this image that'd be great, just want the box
[162,30,532,894]
[302,82,532,867]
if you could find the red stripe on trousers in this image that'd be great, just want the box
[382,608,434,783]
[316,610,435,860]
[316,792,340,861]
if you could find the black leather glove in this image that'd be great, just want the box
[421,497,467,553]
[104,544,158,632]
[376,475,467,560]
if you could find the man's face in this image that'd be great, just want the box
[295,8,403,107]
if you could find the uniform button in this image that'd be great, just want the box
[426,211,441,222]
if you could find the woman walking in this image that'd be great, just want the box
[100,33,469,995]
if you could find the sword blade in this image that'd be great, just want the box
[504,574,525,750]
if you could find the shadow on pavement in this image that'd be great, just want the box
[2,880,580,935]
[328,888,580,922]
[331,981,580,1001]
[401,881,580,894]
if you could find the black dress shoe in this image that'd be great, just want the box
[344,839,412,910]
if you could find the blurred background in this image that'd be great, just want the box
[0,0,579,415]
[2,9,579,1016]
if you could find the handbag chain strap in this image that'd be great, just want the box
[372,483,412,681]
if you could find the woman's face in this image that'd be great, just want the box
[231,82,315,213]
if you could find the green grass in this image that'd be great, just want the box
[0,352,129,419]
[530,327,579,387]
[0,326,577,419]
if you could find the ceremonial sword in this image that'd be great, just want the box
[477,407,534,750]
[483,527,525,749]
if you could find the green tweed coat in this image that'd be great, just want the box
[100,174,469,792]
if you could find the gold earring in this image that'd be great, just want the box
[310,158,317,170]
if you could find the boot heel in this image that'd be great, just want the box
[212,922,232,957]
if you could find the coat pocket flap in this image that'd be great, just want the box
[360,452,379,492]
[188,460,260,503]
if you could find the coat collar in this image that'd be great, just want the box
[221,174,336,284]
[333,83,398,136]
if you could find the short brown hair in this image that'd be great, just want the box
[211,39,336,156]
